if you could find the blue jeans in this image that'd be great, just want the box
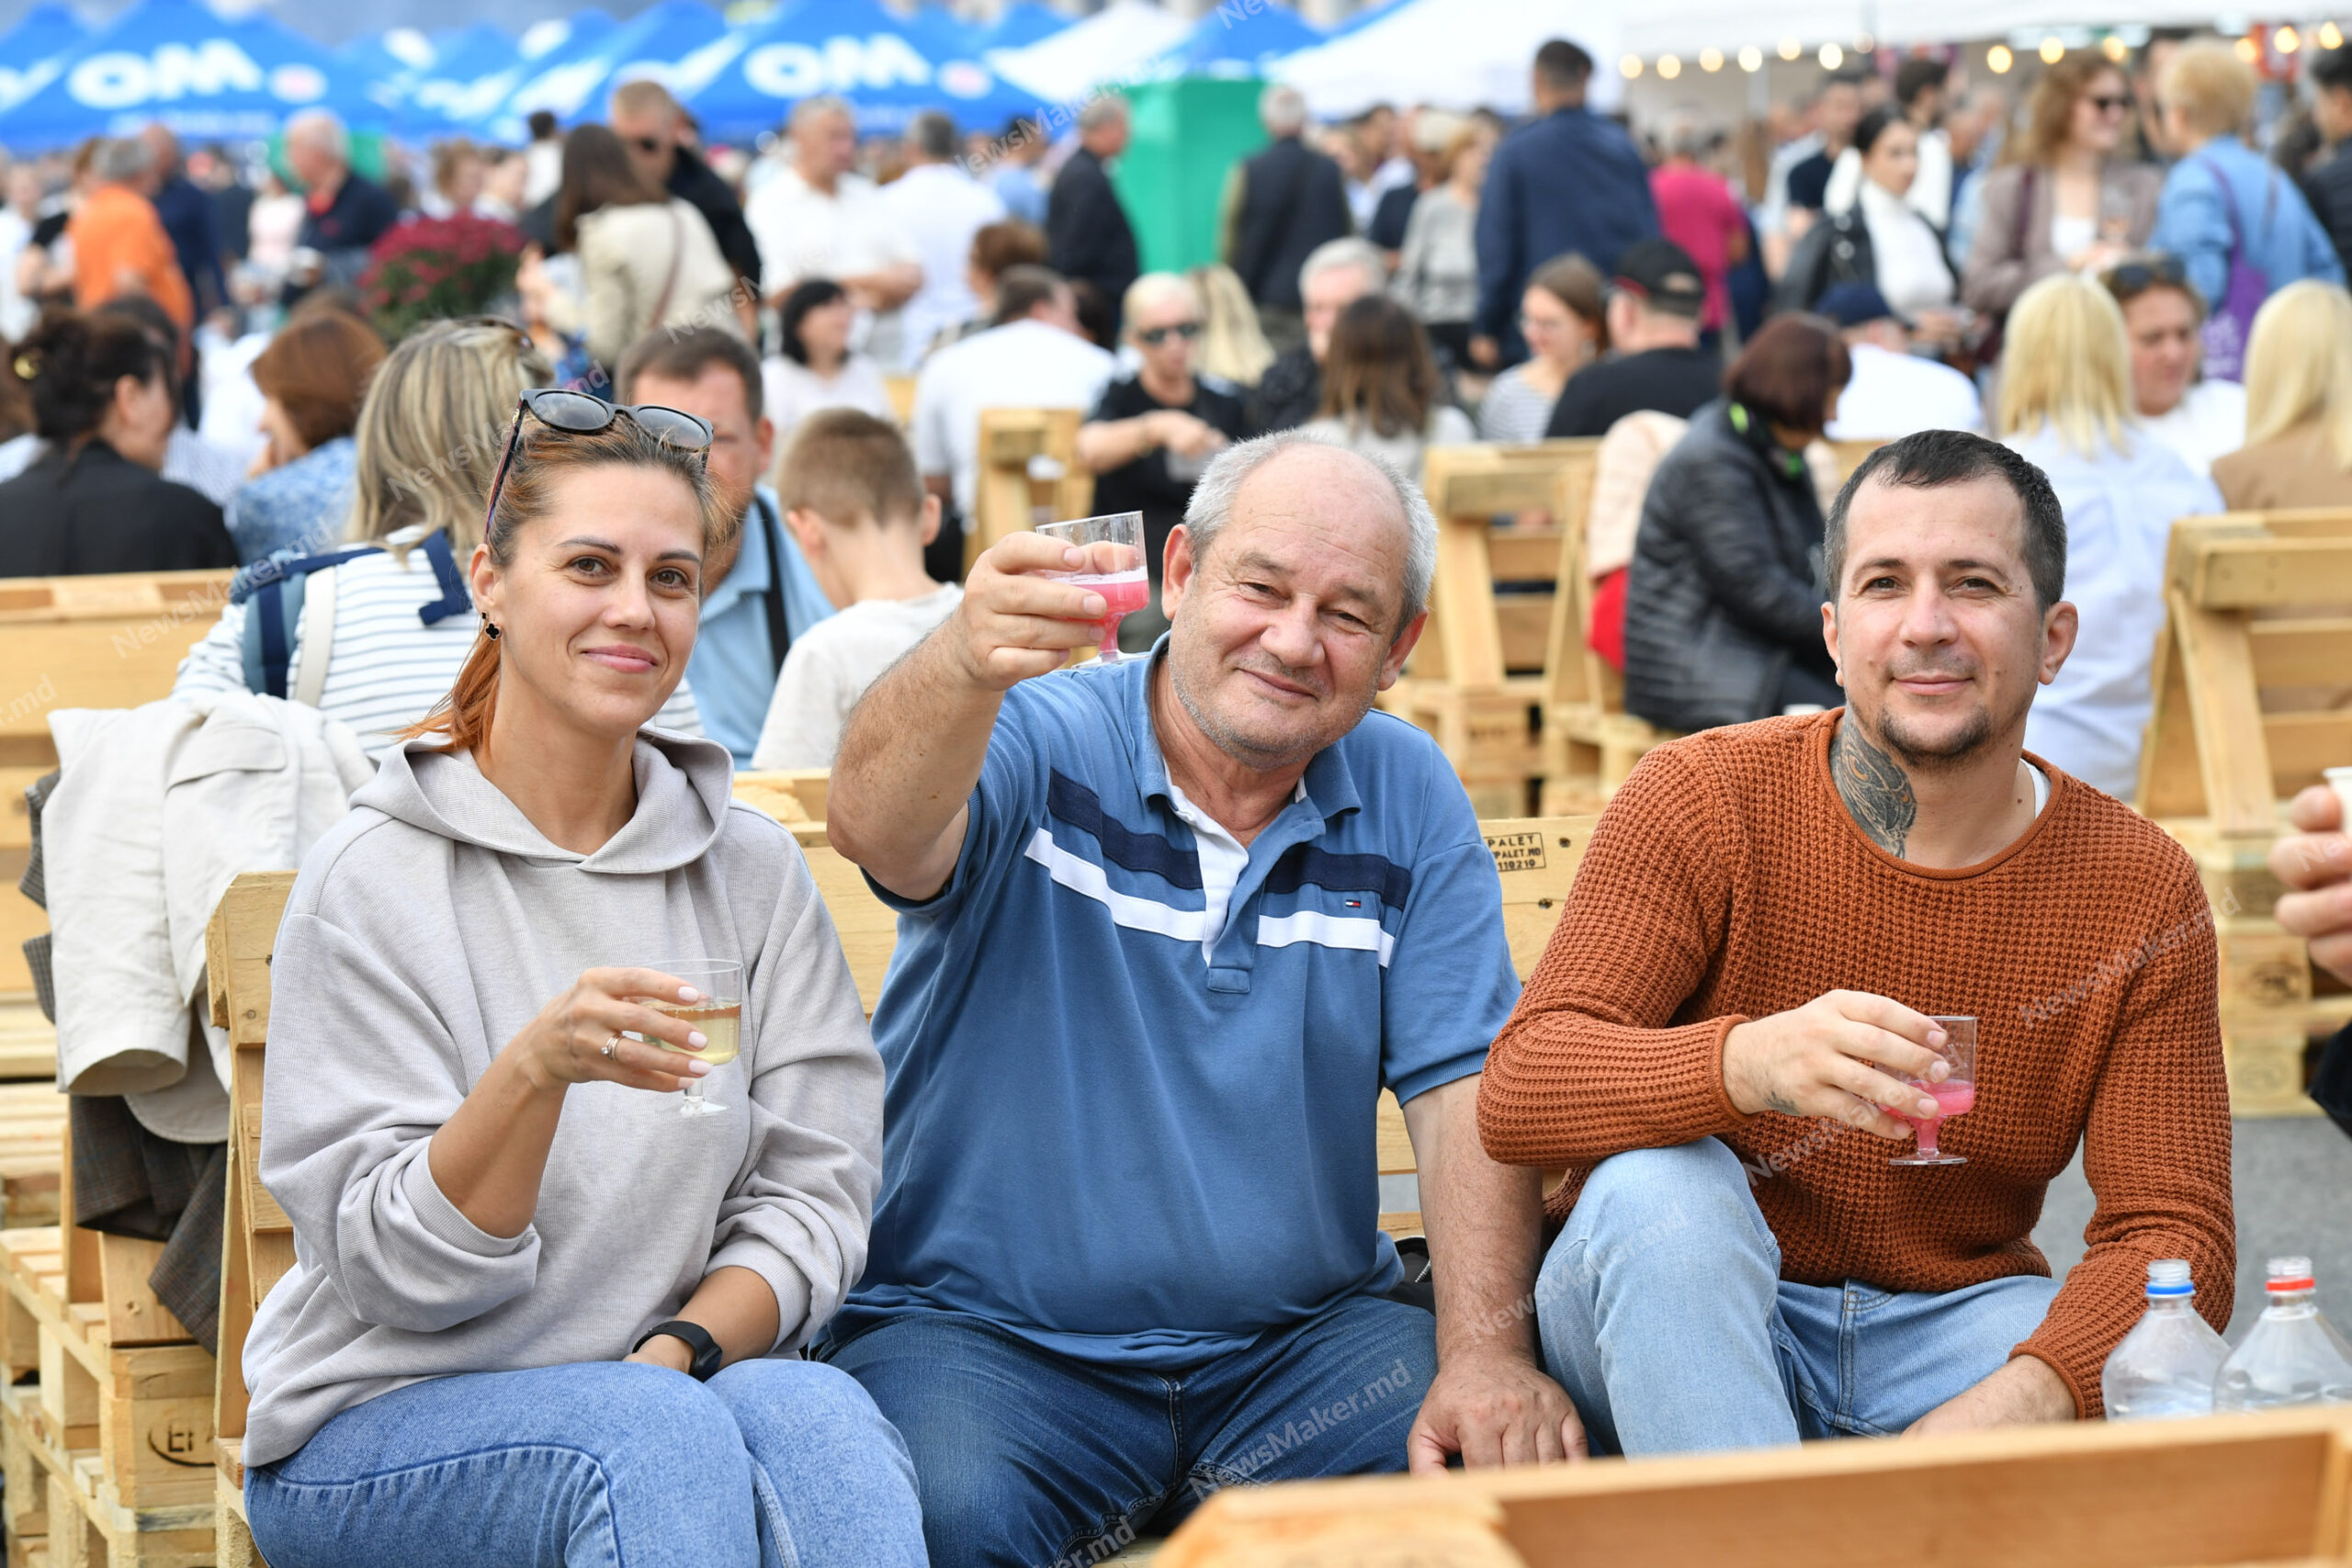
[1534,1137,2063,1456]
[822,1294,1437,1568]
[245,1359,924,1568]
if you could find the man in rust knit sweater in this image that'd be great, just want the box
[1479,428,2234,1455]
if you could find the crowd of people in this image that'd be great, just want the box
[5,23,2352,1568]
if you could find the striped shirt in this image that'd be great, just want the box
[1476,364,1562,446]
[174,541,701,758]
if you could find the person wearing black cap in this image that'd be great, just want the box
[1542,239,1721,438]
[1815,281,1983,440]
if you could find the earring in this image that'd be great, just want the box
[481,615,502,641]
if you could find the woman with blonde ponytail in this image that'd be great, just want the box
[238,388,918,1568]
[2212,281,2352,509]
[171,318,702,750]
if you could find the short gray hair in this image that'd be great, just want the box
[94,136,152,184]
[285,109,348,162]
[907,109,958,162]
[1297,236,1385,302]
[1259,83,1307,135]
[1078,94,1129,132]
[790,95,854,134]
[1181,429,1437,634]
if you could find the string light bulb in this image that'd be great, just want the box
[2276,24,2301,51]
[1855,32,1875,53]
[2234,35,2259,62]
[2101,35,2128,61]
[1700,48,1724,72]
[2322,21,2345,48]
[1657,53,1681,78]
[1620,52,1642,78]
[1738,44,1764,71]
[2039,36,2064,63]
[1818,41,1844,67]
[1986,43,2014,73]
[1778,38,1802,60]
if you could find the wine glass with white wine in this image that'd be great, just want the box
[636,960,742,1118]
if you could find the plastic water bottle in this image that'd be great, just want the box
[2214,1257,2352,1412]
[2102,1259,2230,1420]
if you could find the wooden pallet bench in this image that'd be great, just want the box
[1381,442,1600,818]
[0,572,235,996]
[0,1228,215,1568]
[2140,509,2352,1116]
[198,807,1594,1562]
[969,408,1096,572]
[1159,1404,2352,1567]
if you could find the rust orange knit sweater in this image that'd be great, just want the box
[1477,712,2235,1418]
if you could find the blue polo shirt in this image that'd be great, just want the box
[831,647,1520,1369]
[687,485,838,767]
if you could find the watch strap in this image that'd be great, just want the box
[633,1318,723,1382]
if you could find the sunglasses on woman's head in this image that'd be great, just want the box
[2102,254,2188,299]
[1136,321,1203,346]
[481,389,715,527]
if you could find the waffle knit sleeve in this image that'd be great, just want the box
[1477,740,1755,1170]
[2012,862,2235,1416]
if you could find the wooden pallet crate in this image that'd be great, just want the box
[0,571,235,998]
[1159,1404,2352,1567]
[2161,817,2352,1118]
[0,1225,214,1568]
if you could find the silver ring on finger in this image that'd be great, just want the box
[602,1032,623,1059]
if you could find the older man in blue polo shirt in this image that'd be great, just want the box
[823,431,1581,1567]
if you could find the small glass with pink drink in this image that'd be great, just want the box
[1035,512,1148,661]
[1888,1015,1977,1167]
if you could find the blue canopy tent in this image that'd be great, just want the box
[395,24,522,135]
[477,0,731,135]
[422,12,616,144]
[1154,2,1323,78]
[0,0,386,147]
[684,0,1033,141]
[0,6,90,118]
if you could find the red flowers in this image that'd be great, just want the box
[360,213,526,343]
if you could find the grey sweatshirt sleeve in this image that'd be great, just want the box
[710,817,885,1350]
[259,907,543,1334]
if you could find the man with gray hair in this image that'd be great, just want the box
[1222,83,1352,355]
[880,109,1006,362]
[1047,93,1140,333]
[284,110,398,295]
[746,93,922,360]
[1250,235,1385,431]
[821,431,1581,1565]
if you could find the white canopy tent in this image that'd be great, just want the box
[984,0,1193,103]
[1613,1,2306,59]
[1271,0,1624,116]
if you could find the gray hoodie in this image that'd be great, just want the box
[241,729,881,1467]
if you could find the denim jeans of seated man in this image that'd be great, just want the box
[1534,1136,2064,1457]
[244,1358,925,1568]
[821,1292,1438,1568]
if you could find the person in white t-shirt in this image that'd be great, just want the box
[1816,282,1983,440]
[877,111,1005,369]
[752,411,962,769]
[2101,252,2245,478]
[745,96,922,366]
[910,265,1116,539]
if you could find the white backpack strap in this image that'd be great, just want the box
[291,560,337,708]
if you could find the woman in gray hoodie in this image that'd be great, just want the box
[238,391,922,1568]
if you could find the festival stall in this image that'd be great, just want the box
[685,0,1033,140]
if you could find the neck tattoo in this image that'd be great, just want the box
[1830,719,1917,859]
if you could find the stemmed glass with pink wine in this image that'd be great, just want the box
[1035,512,1148,661]
[1889,1015,1976,1167]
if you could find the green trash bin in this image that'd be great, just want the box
[1109,75,1272,276]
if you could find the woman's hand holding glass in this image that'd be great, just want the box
[514,967,715,1097]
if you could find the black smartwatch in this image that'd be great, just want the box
[633,1319,724,1382]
